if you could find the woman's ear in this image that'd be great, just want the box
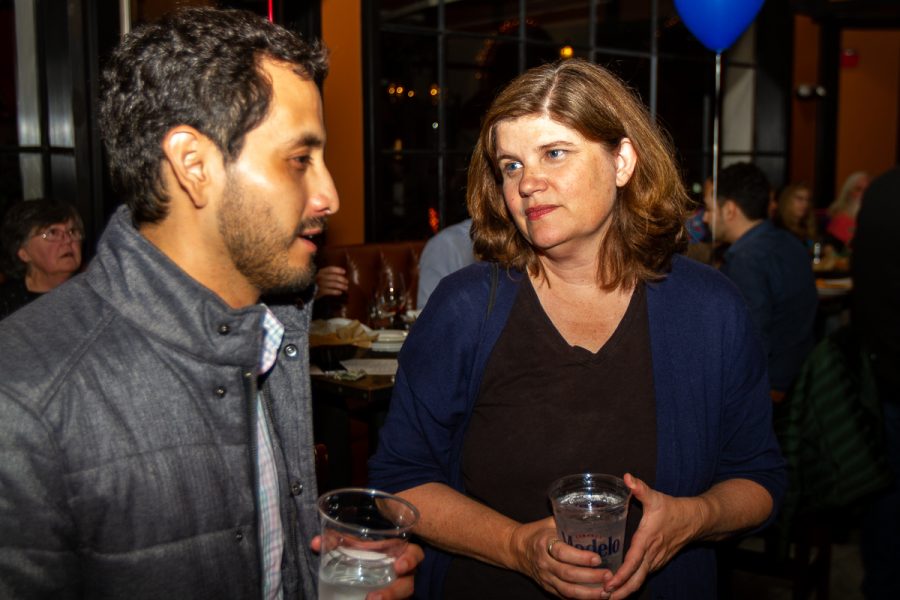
[160,126,221,208]
[614,138,637,187]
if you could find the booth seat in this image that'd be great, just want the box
[313,240,425,323]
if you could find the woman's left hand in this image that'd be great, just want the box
[601,473,704,599]
[310,536,425,599]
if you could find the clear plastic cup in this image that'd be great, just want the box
[548,473,631,572]
[317,488,419,600]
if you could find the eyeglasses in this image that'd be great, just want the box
[36,226,84,243]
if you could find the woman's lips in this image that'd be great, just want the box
[525,205,557,221]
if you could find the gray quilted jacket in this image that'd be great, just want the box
[0,206,320,598]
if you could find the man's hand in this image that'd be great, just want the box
[310,536,424,600]
[315,266,349,299]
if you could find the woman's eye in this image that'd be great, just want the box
[503,161,522,174]
[547,149,566,159]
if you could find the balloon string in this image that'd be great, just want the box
[711,51,721,249]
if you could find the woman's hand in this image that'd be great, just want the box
[315,266,349,299]
[310,536,425,600]
[509,517,614,599]
[602,474,704,599]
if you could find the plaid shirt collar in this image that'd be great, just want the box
[258,306,285,376]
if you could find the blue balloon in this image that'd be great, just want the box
[674,0,766,53]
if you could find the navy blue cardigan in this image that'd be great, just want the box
[369,255,787,599]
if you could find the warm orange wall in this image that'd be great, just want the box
[321,0,365,245]
[789,16,819,190]
[835,29,900,193]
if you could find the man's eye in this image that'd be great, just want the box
[292,155,312,169]
[547,149,566,159]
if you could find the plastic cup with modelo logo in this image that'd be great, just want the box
[317,488,419,600]
[548,473,632,573]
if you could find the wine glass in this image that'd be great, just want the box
[372,271,406,329]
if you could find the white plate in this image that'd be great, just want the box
[371,340,404,353]
[328,318,374,334]
[375,329,407,342]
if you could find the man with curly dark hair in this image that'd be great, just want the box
[0,7,420,598]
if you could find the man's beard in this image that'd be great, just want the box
[217,175,323,297]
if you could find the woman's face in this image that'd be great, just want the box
[494,114,635,261]
[849,175,869,203]
[17,218,83,281]
[788,189,811,221]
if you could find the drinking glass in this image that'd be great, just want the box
[317,488,419,600]
[371,271,406,328]
[548,473,631,572]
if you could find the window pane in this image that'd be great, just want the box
[0,4,18,147]
[372,153,438,241]
[657,0,710,58]
[596,54,652,108]
[445,35,494,153]
[595,0,652,51]
[525,42,571,69]
[657,57,715,182]
[378,32,439,151]
[0,153,24,213]
[380,0,438,29]
[527,0,590,48]
[444,151,472,225]
[446,0,520,35]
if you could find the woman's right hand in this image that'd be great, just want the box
[509,517,614,599]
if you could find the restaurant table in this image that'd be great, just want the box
[310,353,397,490]
[814,274,852,341]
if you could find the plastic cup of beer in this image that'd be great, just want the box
[317,488,419,600]
[548,473,632,572]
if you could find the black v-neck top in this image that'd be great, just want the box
[444,279,656,599]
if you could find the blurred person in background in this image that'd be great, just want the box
[773,183,818,248]
[852,165,900,600]
[825,171,869,250]
[0,199,83,319]
[417,217,475,308]
[704,163,817,400]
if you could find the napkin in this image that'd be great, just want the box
[309,319,378,348]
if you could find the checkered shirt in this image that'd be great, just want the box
[257,307,285,600]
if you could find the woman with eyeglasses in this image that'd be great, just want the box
[0,199,84,319]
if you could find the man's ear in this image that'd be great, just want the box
[721,199,737,220]
[17,246,31,265]
[160,126,221,208]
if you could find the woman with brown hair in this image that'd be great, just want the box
[370,59,785,599]
[774,183,818,246]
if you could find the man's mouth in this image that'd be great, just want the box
[298,217,328,245]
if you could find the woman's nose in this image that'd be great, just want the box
[518,168,547,197]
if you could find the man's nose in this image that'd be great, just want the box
[308,166,340,216]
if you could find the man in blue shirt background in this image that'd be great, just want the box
[704,162,818,398]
